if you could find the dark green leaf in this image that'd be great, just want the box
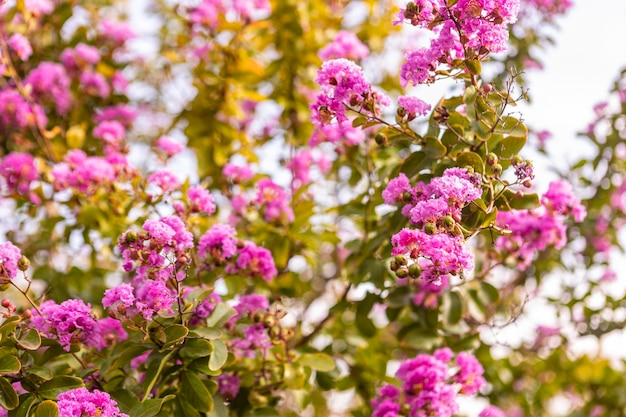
[128,395,175,417]
[142,351,174,400]
[179,338,214,360]
[37,376,84,400]
[0,356,20,375]
[424,136,447,158]
[399,151,427,178]
[163,325,189,350]
[0,376,18,409]
[181,371,213,413]
[109,345,151,372]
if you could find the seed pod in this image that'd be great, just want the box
[408,263,422,278]
[17,256,30,271]
[424,223,436,235]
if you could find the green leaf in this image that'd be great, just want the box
[0,356,20,375]
[399,151,427,178]
[128,395,175,417]
[205,304,237,328]
[463,85,478,104]
[424,136,447,158]
[0,317,21,340]
[109,388,139,413]
[181,371,213,413]
[179,338,214,360]
[33,400,58,417]
[298,353,336,372]
[493,135,526,159]
[109,345,151,372]
[443,291,463,325]
[464,59,482,76]
[17,329,41,350]
[479,282,500,304]
[0,376,18,409]
[11,394,36,417]
[142,351,174,401]
[189,327,222,340]
[243,408,279,417]
[37,376,84,400]
[163,325,189,350]
[352,116,368,128]
[495,190,540,211]
[456,151,484,174]
[208,339,227,371]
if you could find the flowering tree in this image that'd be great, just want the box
[0,0,623,416]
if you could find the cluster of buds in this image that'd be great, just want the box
[511,154,534,187]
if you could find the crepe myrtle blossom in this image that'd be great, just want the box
[29,299,102,351]
[318,30,369,61]
[24,62,72,115]
[223,163,254,183]
[57,387,129,417]
[8,33,32,61]
[0,152,38,196]
[384,168,482,229]
[311,58,389,127]
[396,0,520,87]
[495,180,585,269]
[372,348,487,417]
[0,241,23,281]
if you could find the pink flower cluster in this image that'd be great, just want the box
[396,0,520,86]
[189,0,271,30]
[384,168,482,230]
[51,150,131,194]
[311,58,390,127]
[198,223,277,281]
[372,348,486,417]
[386,168,480,286]
[254,178,294,223]
[495,180,586,269]
[0,89,47,131]
[57,387,129,417]
[30,299,125,351]
[0,152,38,197]
[318,30,370,61]
[24,62,72,115]
[0,241,23,281]
[228,294,273,359]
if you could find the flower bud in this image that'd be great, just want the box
[17,256,30,271]
[442,215,455,230]
[394,255,408,266]
[1,299,11,308]
[263,315,277,328]
[482,83,492,94]
[510,155,523,166]
[395,268,409,279]
[374,133,388,146]
[491,163,502,177]
[389,260,399,271]
[408,263,422,278]
[486,152,498,166]
[424,222,436,235]
[125,231,138,244]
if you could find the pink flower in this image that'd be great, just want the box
[99,19,137,45]
[155,136,185,156]
[311,58,387,126]
[479,406,506,417]
[187,185,216,215]
[255,178,294,223]
[217,374,241,400]
[398,95,431,117]
[8,33,32,61]
[223,163,254,183]
[93,121,126,146]
[80,71,111,98]
[30,299,101,351]
[233,241,277,281]
[455,351,486,395]
[542,179,586,221]
[319,30,369,61]
[57,388,128,417]
[0,89,47,130]
[0,242,22,280]
[148,170,181,192]
[0,152,38,195]
[198,224,238,260]
[24,62,72,115]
